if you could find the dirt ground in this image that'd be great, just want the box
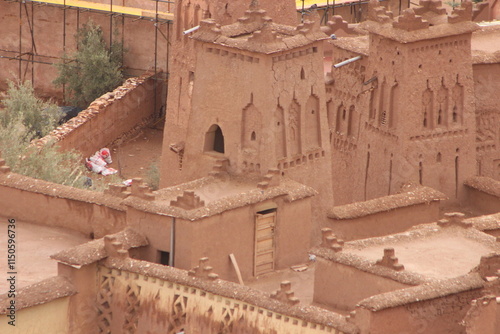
[109,127,164,181]
[0,217,89,293]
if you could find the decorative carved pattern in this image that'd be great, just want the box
[288,100,302,156]
[393,9,429,31]
[168,294,188,334]
[97,273,115,333]
[320,228,344,252]
[376,248,405,271]
[271,281,300,305]
[170,190,205,210]
[476,111,498,144]
[123,282,141,333]
[422,87,434,128]
[219,307,235,333]
[242,102,262,151]
[437,212,472,228]
[275,106,287,159]
[305,95,321,150]
[436,81,449,127]
[188,257,219,280]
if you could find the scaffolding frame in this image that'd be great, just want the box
[1,0,172,112]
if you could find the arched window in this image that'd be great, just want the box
[204,124,225,153]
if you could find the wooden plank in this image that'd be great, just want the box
[229,253,244,286]
[254,212,276,276]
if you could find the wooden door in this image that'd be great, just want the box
[254,211,276,276]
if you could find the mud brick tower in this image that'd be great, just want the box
[330,0,478,203]
[162,0,297,190]
[161,1,334,227]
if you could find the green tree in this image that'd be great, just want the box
[54,21,124,108]
[0,80,62,139]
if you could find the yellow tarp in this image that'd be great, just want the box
[27,0,173,20]
[296,0,331,8]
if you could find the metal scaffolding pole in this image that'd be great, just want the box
[154,0,158,117]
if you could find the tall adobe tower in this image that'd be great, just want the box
[161,3,334,225]
[162,0,297,188]
[333,0,478,202]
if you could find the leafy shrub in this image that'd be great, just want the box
[54,21,124,108]
[0,81,62,139]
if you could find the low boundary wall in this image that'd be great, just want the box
[0,172,126,238]
[327,185,446,241]
[35,73,163,158]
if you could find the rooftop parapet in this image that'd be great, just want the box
[328,185,446,220]
[0,276,76,314]
[356,273,484,311]
[192,3,327,54]
[360,0,479,43]
[51,227,148,267]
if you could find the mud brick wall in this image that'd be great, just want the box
[0,172,126,238]
[464,176,500,214]
[327,186,445,241]
[90,258,358,334]
[356,288,483,334]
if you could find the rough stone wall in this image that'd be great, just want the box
[464,295,500,334]
[0,0,170,100]
[34,74,163,158]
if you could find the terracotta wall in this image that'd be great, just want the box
[327,201,441,241]
[313,257,410,311]
[0,297,71,334]
[354,288,483,334]
[58,264,100,333]
[90,258,355,334]
[35,74,163,159]
[173,197,312,282]
[464,177,500,214]
[0,0,170,100]
[126,207,174,263]
[463,296,500,334]
[0,173,126,238]
[474,63,500,181]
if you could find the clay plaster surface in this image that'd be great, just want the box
[0,218,89,292]
[111,127,164,180]
[349,228,498,280]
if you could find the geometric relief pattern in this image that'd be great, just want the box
[168,294,188,334]
[97,273,115,334]
[123,282,141,333]
[476,111,498,144]
[305,94,321,149]
[422,86,434,129]
[288,99,302,156]
[219,307,235,334]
